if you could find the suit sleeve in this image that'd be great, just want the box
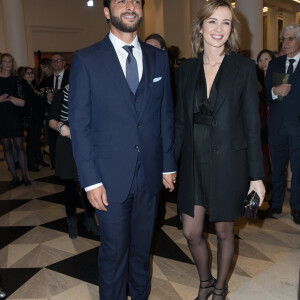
[174,64,185,162]
[160,52,177,173]
[68,51,102,188]
[241,59,264,180]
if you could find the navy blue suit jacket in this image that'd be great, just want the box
[69,35,176,203]
[265,55,300,136]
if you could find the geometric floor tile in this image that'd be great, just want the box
[1,158,300,300]
[0,268,41,299]
[34,175,64,186]
[47,247,99,286]
[0,226,34,250]
[0,200,31,217]
[151,228,194,265]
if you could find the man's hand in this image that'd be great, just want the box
[273,84,291,97]
[162,173,176,192]
[248,180,265,207]
[87,185,108,211]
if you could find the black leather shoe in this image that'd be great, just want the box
[261,206,282,219]
[22,178,31,186]
[291,211,300,225]
[9,177,20,189]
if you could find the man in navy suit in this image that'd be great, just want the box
[68,0,176,299]
[265,23,300,225]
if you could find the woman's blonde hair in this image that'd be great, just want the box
[191,0,240,57]
[0,53,17,75]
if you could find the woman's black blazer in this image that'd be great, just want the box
[175,51,264,222]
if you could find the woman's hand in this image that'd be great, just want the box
[8,96,25,107]
[0,93,9,103]
[248,180,265,206]
[60,124,71,139]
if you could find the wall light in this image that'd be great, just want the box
[87,0,94,7]
[263,7,268,13]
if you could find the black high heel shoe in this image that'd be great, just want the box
[22,178,31,186]
[9,177,20,189]
[195,276,216,300]
[212,286,228,300]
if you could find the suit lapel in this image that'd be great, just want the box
[138,42,155,120]
[100,35,138,118]
[213,52,238,116]
[186,55,203,121]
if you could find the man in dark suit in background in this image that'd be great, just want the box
[68,1,176,299]
[43,53,69,169]
[265,23,300,225]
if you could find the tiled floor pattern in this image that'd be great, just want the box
[0,153,299,299]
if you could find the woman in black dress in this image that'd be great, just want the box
[49,85,99,239]
[175,1,265,299]
[21,67,49,172]
[0,53,30,188]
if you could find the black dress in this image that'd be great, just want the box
[193,62,223,208]
[49,87,78,180]
[0,76,24,139]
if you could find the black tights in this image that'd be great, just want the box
[1,137,28,180]
[182,206,234,296]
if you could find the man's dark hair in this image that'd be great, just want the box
[51,52,65,60]
[103,0,145,8]
[145,34,166,50]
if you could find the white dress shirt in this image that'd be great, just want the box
[271,52,300,99]
[54,70,65,90]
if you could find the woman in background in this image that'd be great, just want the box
[21,66,49,172]
[0,53,30,188]
[49,85,99,239]
[175,1,265,299]
[257,49,274,195]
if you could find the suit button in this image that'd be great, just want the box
[212,121,217,126]
[135,99,139,102]
[137,123,141,128]
[134,145,139,150]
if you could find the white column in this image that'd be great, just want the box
[267,7,278,51]
[189,0,206,24]
[282,12,296,28]
[1,0,31,66]
[235,0,263,60]
[139,0,164,41]
[163,0,191,58]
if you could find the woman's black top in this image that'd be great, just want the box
[0,75,24,139]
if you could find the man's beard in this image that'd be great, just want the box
[110,11,143,33]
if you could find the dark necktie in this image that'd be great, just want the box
[123,45,139,94]
[54,75,60,91]
[286,59,295,75]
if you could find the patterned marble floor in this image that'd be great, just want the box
[0,150,299,300]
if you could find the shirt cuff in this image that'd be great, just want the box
[163,171,176,174]
[85,182,103,192]
[271,88,278,100]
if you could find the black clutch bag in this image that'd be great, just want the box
[243,190,259,219]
